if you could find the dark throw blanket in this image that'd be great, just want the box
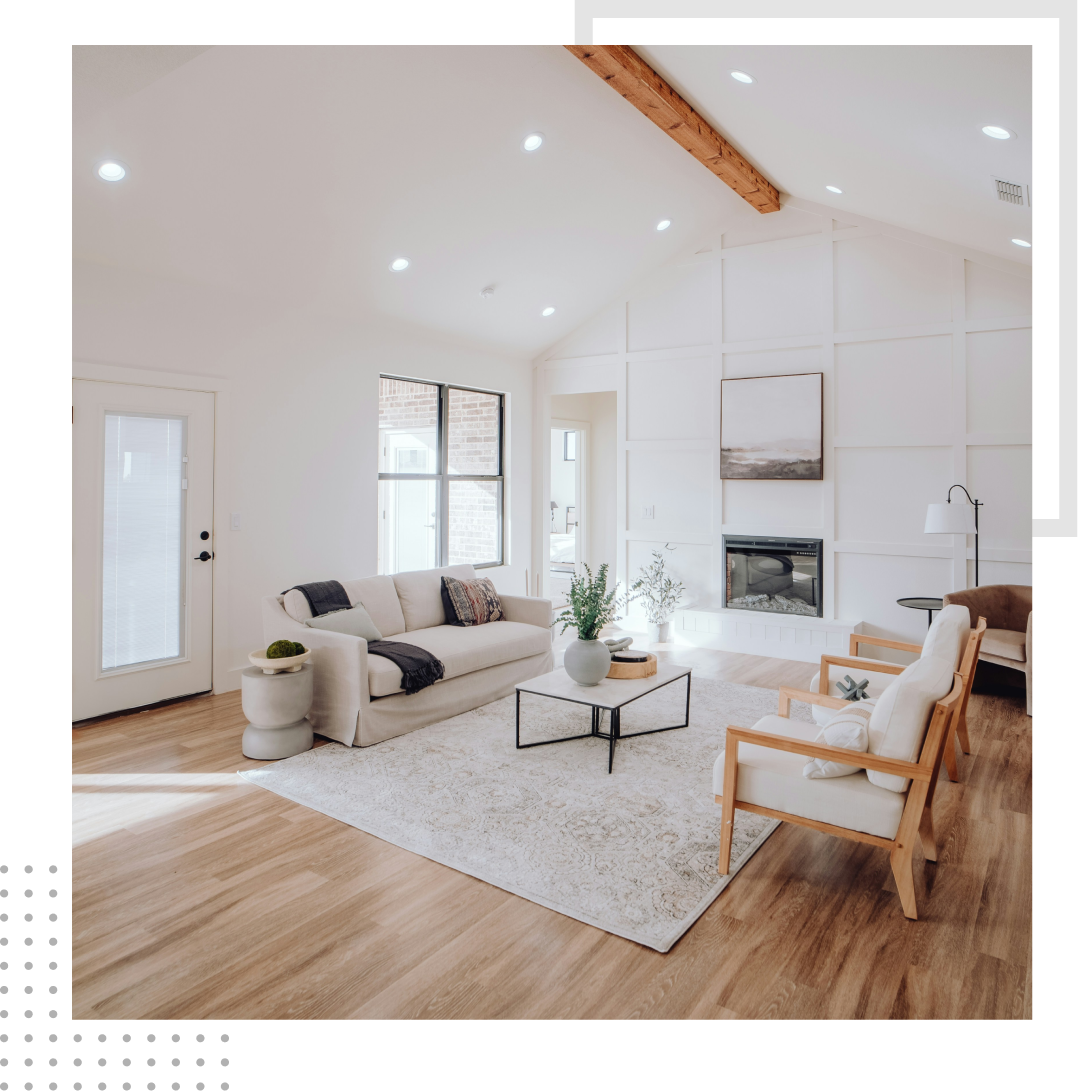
[281,580,444,695]
[283,580,352,617]
[367,641,445,695]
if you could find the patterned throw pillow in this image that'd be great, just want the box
[802,699,875,779]
[441,576,504,626]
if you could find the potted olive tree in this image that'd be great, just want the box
[556,563,620,685]
[629,549,685,644]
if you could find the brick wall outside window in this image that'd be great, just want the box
[378,379,502,568]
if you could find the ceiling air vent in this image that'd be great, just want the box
[995,178,1030,206]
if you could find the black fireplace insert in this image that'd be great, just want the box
[722,535,823,617]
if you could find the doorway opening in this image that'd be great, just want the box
[549,422,584,605]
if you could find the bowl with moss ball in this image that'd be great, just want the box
[249,639,312,675]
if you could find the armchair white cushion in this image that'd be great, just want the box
[807,604,970,726]
[713,715,907,839]
[920,604,970,670]
[865,654,955,792]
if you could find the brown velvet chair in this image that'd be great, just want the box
[943,585,1032,716]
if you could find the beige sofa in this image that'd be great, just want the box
[262,564,553,747]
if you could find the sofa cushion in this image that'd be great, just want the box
[920,603,970,671]
[304,603,383,642]
[804,702,874,779]
[341,576,406,637]
[981,628,1026,662]
[714,714,906,840]
[866,655,955,793]
[282,575,406,637]
[393,564,476,631]
[367,619,549,697]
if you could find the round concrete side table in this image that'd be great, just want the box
[241,662,314,759]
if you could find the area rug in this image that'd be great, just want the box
[239,677,812,952]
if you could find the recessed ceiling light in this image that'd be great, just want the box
[982,125,1012,140]
[730,71,754,84]
[542,307,555,317]
[96,161,126,182]
[1011,238,1032,248]
[656,219,671,231]
[825,185,843,194]
[390,258,410,271]
[521,133,544,152]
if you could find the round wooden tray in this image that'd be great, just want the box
[606,652,657,679]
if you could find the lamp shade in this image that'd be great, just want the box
[924,502,976,534]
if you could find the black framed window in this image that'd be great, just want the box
[377,376,504,573]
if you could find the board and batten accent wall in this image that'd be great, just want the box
[533,195,1031,649]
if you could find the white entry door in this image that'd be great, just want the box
[73,380,215,720]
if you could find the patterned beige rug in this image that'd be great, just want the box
[240,677,812,952]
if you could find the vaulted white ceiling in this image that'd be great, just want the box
[637,43,1032,263]
[74,43,1031,359]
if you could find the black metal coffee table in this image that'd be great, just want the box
[515,663,692,774]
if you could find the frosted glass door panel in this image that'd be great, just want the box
[101,413,186,671]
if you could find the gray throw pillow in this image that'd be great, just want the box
[304,603,383,641]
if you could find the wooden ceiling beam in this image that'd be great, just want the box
[565,44,781,214]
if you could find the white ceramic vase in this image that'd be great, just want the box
[563,638,611,686]
[647,620,673,644]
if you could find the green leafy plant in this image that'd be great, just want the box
[555,563,620,641]
[627,549,685,624]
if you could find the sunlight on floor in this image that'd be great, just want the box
[72,772,255,845]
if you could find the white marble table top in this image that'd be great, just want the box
[516,662,691,710]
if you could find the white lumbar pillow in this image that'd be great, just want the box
[866,655,955,792]
[803,700,874,779]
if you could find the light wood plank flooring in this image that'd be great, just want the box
[72,645,1031,1019]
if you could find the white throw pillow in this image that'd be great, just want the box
[803,700,874,779]
[866,655,955,792]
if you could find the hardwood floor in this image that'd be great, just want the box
[72,645,1032,1019]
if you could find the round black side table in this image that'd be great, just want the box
[897,596,944,630]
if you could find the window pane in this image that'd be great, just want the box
[447,388,500,475]
[448,479,501,566]
[378,478,438,574]
[379,377,439,473]
[101,413,185,670]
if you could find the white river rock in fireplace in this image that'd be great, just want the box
[727,593,819,616]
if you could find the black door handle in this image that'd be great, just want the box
[194,551,213,562]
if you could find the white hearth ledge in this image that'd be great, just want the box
[619,609,863,665]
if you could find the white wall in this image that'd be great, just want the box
[550,392,618,571]
[535,198,1031,646]
[74,261,533,692]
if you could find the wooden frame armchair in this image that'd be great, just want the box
[809,619,986,783]
[720,615,990,920]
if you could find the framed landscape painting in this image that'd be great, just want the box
[720,373,823,480]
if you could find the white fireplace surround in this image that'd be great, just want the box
[619,607,862,665]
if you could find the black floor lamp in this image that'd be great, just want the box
[924,484,983,586]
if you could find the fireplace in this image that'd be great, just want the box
[722,535,823,618]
